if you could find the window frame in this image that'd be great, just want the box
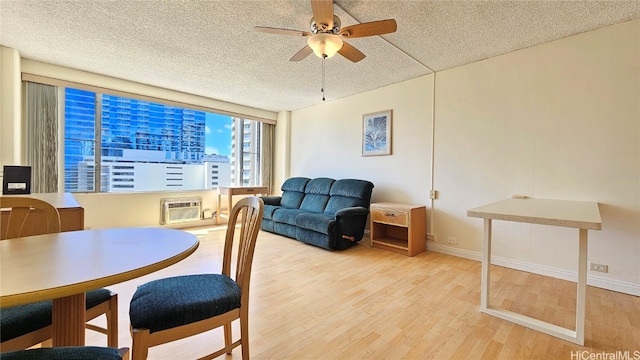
[23,73,271,193]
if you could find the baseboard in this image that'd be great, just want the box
[427,242,640,296]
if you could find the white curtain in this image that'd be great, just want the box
[25,82,58,193]
[261,123,274,194]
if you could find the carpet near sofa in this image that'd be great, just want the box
[260,177,374,250]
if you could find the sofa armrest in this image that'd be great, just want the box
[335,207,370,233]
[333,207,370,249]
[260,196,282,206]
[335,206,369,218]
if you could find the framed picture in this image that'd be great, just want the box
[362,109,392,156]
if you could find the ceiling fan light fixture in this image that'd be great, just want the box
[307,33,343,59]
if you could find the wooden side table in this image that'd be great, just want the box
[217,186,268,224]
[370,202,427,257]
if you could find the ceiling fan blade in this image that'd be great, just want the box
[338,42,365,63]
[311,0,334,30]
[339,19,397,38]
[290,46,313,62]
[254,26,309,37]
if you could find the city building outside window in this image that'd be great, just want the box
[63,88,262,192]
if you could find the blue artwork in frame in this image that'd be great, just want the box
[362,109,392,156]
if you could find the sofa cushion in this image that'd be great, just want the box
[282,177,311,192]
[296,227,335,250]
[330,179,373,200]
[280,177,310,209]
[299,194,330,213]
[272,208,307,225]
[280,192,304,209]
[263,204,279,220]
[295,212,336,235]
[261,218,275,232]
[274,222,298,239]
[324,179,374,214]
[299,178,334,213]
[304,178,334,195]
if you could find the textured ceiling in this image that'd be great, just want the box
[1,1,639,112]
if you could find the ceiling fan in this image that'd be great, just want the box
[254,0,397,63]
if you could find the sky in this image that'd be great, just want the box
[205,112,232,156]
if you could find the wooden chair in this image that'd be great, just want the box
[129,196,264,360]
[0,196,61,239]
[0,346,129,360]
[0,196,119,351]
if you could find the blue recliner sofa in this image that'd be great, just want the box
[260,177,374,250]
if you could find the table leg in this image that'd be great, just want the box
[52,293,86,346]
[481,218,492,311]
[479,223,589,345]
[576,228,588,346]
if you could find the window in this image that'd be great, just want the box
[63,88,262,192]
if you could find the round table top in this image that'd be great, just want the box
[0,227,199,308]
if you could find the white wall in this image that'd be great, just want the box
[73,190,218,230]
[20,60,277,122]
[0,46,22,166]
[433,19,639,294]
[288,20,639,295]
[272,110,291,195]
[290,75,434,206]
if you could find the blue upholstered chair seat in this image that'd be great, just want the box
[0,346,123,360]
[129,274,241,334]
[0,288,114,342]
[1,302,50,343]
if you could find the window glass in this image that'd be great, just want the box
[63,88,261,192]
[64,89,96,192]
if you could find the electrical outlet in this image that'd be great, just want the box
[426,233,435,241]
[447,237,458,245]
[589,263,609,273]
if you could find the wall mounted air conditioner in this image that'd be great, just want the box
[160,197,202,225]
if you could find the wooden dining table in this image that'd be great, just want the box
[0,227,199,347]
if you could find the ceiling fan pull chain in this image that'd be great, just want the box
[321,56,325,101]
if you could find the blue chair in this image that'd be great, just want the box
[129,196,263,360]
[0,197,118,351]
[0,346,128,360]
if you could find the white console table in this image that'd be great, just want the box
[467,197,601,345]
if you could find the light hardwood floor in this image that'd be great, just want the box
[85,227,639,359]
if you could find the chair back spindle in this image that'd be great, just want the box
[224,197,263,293]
